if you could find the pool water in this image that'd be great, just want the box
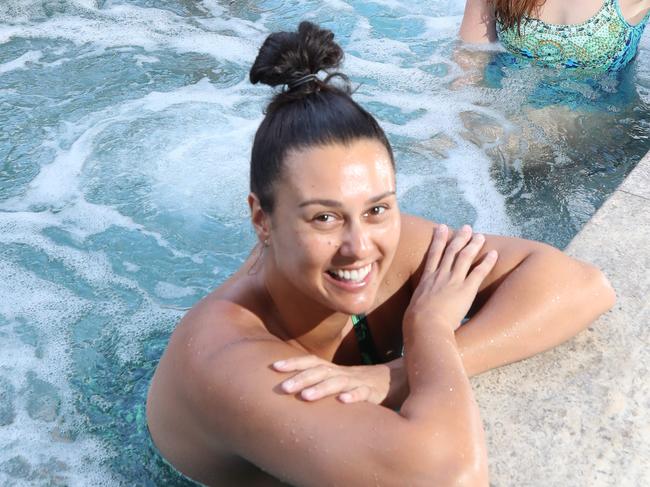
[0,0,648,485]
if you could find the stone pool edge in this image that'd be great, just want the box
[474,150,650,486]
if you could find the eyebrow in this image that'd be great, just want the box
[298,190,396,208]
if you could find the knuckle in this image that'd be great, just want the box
[317,364,332,374]
[459,245,476,259]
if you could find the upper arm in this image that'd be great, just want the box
[400,213,610,311]
[459,0,497,43]
[400,214,548,294]
[182,334,473,487]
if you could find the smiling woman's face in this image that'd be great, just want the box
[266,138,401,315]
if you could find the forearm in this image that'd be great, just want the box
[392,319,488,485]
[455,249,616,377]
[379,357,409,409]
[400,321,485,454]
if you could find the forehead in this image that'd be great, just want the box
[281,139,395,200]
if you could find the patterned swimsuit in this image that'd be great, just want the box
[497,0,650,71]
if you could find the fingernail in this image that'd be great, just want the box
[437,224,446,233]
[273,360,286,368]
[475,233,484,240]
[302,389,315,399]
[488,250,498,258]
[339,393,351,402]
[282,380,295,391]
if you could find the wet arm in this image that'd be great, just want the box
[459,0,497,43]
[183,231,490,486]
[455,238,616,377]
[188,335,486,487]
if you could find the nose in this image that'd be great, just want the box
[339,220,371,260]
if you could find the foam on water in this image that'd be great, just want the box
[0,0,648,484]
[0,261,118,486]
[0,3,258,61]
[0,50,43,74]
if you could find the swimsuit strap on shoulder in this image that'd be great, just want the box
[351,314,381,365]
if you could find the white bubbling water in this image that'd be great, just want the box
[0,0,647,484]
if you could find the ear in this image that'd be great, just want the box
[248,193,271,245]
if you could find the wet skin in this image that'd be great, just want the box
[146,139,615,486]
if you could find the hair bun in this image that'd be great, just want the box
[249,21,343,89]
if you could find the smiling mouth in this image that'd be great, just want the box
[326,263,373,283]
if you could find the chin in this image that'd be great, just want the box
[325,291,376,316]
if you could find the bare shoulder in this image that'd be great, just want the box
[167,301,428,486]
[619,0,650,24]
[148,296,333,485]
[396,213,563,290]
[395,213,543,273]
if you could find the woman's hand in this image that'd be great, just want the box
[405,224,498,331]
[272,355,396,405]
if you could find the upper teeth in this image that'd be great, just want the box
[332,263,372,282]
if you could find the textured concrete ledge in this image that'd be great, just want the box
[475,151,650,487]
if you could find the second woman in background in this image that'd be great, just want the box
[460,0,650,71]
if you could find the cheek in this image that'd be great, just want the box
[377,217,401,251]
[277,229,338,267]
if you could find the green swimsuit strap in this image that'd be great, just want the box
[351,314,382,365]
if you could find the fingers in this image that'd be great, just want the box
[338,385,372,404]
[272,355,321,372]
[299,375,353,401]
[303,379,375,403]
[279,364,334,394]
[466,250,498,290]
[452,232,486,278]
[423,224,448,275]
[438,224,473,274]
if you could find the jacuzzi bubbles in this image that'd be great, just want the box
[0,0,648,485]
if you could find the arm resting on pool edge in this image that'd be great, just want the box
[455,238,616,377]
[269,227,616,407]
[400,218,616,377]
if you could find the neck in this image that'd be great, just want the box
[259,254,351,359]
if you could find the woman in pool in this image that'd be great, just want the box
[146,22,616,486]
[460,0,650,70]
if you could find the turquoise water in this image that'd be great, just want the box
[0,0,648,484]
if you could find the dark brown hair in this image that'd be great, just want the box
[491,0,546,33]
[249,21,393,213]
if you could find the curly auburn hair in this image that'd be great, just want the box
[491,0,547,33]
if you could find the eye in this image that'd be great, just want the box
[314,213,336,223]
[366,205,388,217]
